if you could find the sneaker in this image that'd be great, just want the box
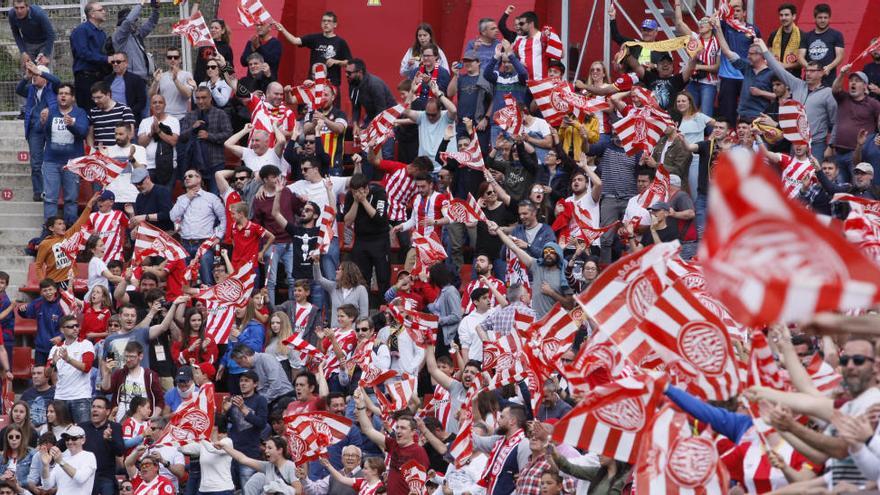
[32,193,42,202]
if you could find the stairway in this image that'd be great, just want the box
[0,120,44,301]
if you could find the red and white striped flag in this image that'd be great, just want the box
[521,303,579,367]
[397,307,439,348]
[64,152,125,187]
[506,249,531,292]
[493,94,523,136]
[847,37,880,66]
[834,194,880,264]
[282,332,325,369]
[778,100,811,146]
[183,237,218,284]
[172,11,216,49]
[440,128,484,171]
[779,155,814,200]
[634,405,730,495]
[448,399,475,467]
[528,78,610,126]
[541,26,564,61]
[376,374,418,411]
[468,193,489,223]
[154,383,216,447]
[640,279,742,401]
[402,461,428,495]
[411,232,447,276]
[561,337,632,393]
[700,149,880,326]
[293,64,328,110]
[313,204,336,256]
[803,353,843,395]
[283,411,352,464]
[198,261,257,343]
[636,164,671,209]
[575,242,680,366]
[717,0,757,38]
[237,0,272,27]
[358,104,407,151]
[613,107,673,156]
[446,198,484,224]
[58,225,92,262]
[482,333,524,372]
[132,223,188,264]
[552,372,667,463]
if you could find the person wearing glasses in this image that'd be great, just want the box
[39,425,97,494]
[70,1,111,110]
[127,167,174,232]
[149,47,196,121]
[275,11,352,87]
[123,447,175,495]
[47,315,95,425]
[199,59,233,108]
[102,52,147,127]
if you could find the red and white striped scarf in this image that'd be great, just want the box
[385,167,415,222]
[479,429,525,492]
[90,210,127,262]
[511,27,563,80]
[696,35,720,84]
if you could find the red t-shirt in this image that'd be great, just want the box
[132,474,175,495]
[81,303,110,338]
[231,220,266,268]
[221,189,243,245]
[163,259,186,301]
[352,478,384,495]
[384,435,429,495]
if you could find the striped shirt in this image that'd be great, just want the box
[594,142,639,198]
[378,160,416,222]
[696,36,721,85]
[89,103,135,147]
[89,210,128,262]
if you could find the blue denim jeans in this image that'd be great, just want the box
[309,279,325,314]
[319,238,340,322]
[92,474,118,495]
[688,81,717,117]
[265,243,294,306]
[811,139,827,165]
[63,397,92,425]
[183,239,216,285]
[695,193,708,241]
[42,160,80,225]
[232,461,256,490]
[834,150,854,184]
[27,124,45,198]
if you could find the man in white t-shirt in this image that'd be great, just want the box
[401,81,457,172]
[40,425,97,494]
[103,123,147,204]
[457,287,496,363]
[48,315,95,424]
[622,169,652,236]
[148,47,195,120]
[136,94,179,186]
[224,122,287,176]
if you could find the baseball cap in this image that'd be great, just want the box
[175,365,194,383]
[98,190,115,202]
[61,425,86,439]
[854,162,874,175]
[197,362,216,380]
[462,50,479,61]
[851,71,870,85]
[641,19,659,30]
[649,201,671,211]
[669,174,682,188]
[131,168,149,185]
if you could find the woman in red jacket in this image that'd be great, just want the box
[171,307,219,366]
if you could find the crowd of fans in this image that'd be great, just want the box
[5,0,880,493]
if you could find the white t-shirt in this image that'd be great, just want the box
[241,147,286,177]
[180,438,234,492]
[288,176,349,210]
[147,445,186,492]
[86,256,109,301]
[623,195,651,229]
[104,144,147,203]
[42,450,96,493]
[458,308,494,362]
[157,71,194,119]
[417,110,455,172]
[137,115,180,170]
[49,339,96,400]
[116,367,147,422]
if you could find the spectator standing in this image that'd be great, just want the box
[221,370,268,489]
[199,59,233,108]
[766,3,803,77]
[464,17,501,69]
[16,280,64,366]
[714,0,761,125]
[400,23,450,76]
[275,12,351,88]
[408,45,452,112]
[87,82,135,148]
[149,47,196,120]
[70,1,111,110]
[346,58,397,130]
[169,170,227,285]
[343,173,392,298]
[495,228,571,318]
[240,22,283,82]
[47,315,95,425]
[300,85,347,175]
[401,85,457,172]
[193,16,235,84]
[112,1,158,83]
[472,405,531,495]
[450,51,492,150]
[79,397,125,495]
[798,3,845,87]
[179,87,233,194]
[714,23,774,122]
[831,66,880,181]
[607,4,666,66]
[39,425,96,494]
[100,126,144,205]
[17,62,59,203]
[484,43,530,141]
[218,436,298,495]
[8,0,54,69]
[42,83,87,225]
[673,0,720,116]
[500,9,560,80]
[230,346,295,409]
[103,53,147,127]
[122,449,175,494]
[33,194,99,286]
[99,340,167,423]
[136,94,179,187]
[19,367,53,430]
[126,167,173,231]
[225,123,287,177]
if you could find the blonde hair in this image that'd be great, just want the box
[271,311,293,354]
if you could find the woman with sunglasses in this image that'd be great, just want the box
[673,0,720,117]
[198,56,233,108]
[473,181,517,279]
[0,425,35,488]
[190,10,234,84]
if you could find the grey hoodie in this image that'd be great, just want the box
[113,4,158,80]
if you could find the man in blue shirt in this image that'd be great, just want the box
[714,17,774,122]
[16,62,59,203]
[7,0,55,64]
[715,0,761,125]
[70,1,112,110]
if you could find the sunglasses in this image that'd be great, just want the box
[185,174,199,179]
[7,435,20,440]
[235,176,249,182]
[110,60,124,65]
[301,167,313,172]
[207,65,219,69]
[840,354,874,366]
[356,327,371,332]
[167,55,181,60]
[63,324,80,329]
[304,140,316,144]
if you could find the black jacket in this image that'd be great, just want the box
[103,71,147,126]
[80,420,125,480]
[348,72,397,125]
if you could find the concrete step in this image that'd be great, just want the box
[0,227,41,247]
[0,186,38,202]
[0,256,32,272]
[0,138,29,150]
[0,151,33,164]
[0,173,32,189]
[0,122,25,137]
[0,246,28,257]
[0,201,43,215]
[0,211,44,228]
[0,163,32,174]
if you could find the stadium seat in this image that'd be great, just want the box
[12,347,32,381]
[20,263,40,294]
[14,312,35,337]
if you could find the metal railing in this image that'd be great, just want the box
[0,0,219,116]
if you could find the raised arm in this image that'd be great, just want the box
[217,442,265,471]
[353,388,386,449]
[672,0,693,36]
[493,224,534,269]
[425,343,455,390]
[224,123,252,158]
[274,22,303,46]
[270,180,290,230]
[148,295,189,340]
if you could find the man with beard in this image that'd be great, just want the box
[302,84,348,176]
[354,387,429,494]
[679,119,734,237]
[42,83,89,224]
[346,58,396,131]
[472,405,531,495]
[461,254,507,315]
[179,87,233,194]
[627,52,699,113]
[494,226,572,318]
[426,349,482,434]
[102,123,146,205]
[79,397,124,495]
[797,4,845,87]
[831,66,880,181]
[767,3,803,77]
[271,187,324,310]
[88,82,135,148]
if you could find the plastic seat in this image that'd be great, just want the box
[14,312,36,337]
[19,263,40,294]
[12,347,32,380]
